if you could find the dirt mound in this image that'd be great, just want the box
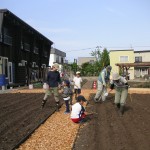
[73,93,150,150]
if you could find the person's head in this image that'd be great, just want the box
[76,71,81,77]
[106,66,112,72]
[76,95,87,105]
[63,80,70,87]
[52,63,59,71]
[112,72,120,82]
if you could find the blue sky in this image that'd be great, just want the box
[1,0,150,62]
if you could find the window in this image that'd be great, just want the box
[24,43,30,51]
[3,27,12,45]
[3,34,12,45]
[33,47,39,54]
[56,55,59,63]
[135,56,142,63]
[43,51,48,57]
[89,60,94,64]
[120,56,128,62]
[0,34,2,42]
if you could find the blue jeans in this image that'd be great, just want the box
[64,100,70,112]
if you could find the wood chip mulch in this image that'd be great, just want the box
[18,90,90,150]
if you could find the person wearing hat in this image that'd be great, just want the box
[70,95,87,123]
[73,71,83,100]
[110,72,129,116]
[94,65,112,102]
[41,63,61,111]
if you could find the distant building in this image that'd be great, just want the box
[49,48,66,72]
[0,9,53,85]
[78,57,96,67]
[134,50,150,77]
[109,49,135,79]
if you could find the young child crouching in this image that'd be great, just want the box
[70,95,88,123]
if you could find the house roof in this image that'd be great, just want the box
[51,48,66,57]
[134,50,150,53]
[0,9,53,45]
[109,49,134,52]
[116,62,150,67]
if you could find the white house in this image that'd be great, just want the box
[49,48,66,72]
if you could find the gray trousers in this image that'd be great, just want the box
[94,80,107,101]
[115,88,128,106]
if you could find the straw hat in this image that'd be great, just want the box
[112,72,120,80]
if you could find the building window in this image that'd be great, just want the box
[3,27,12,45]
[120,56,128,62]
[33,47,39,54]
[89,60,94,64]
[43,51,48,57]
[3,34,12,45]
[0,34,2,42]
[56,55,59,63]
[24,43,30,51]
[135,56,142,63]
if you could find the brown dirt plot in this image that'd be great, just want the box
[73,93,150,150]
[0,89,63,150]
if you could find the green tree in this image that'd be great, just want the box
[100,48,110,68]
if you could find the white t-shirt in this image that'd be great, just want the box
[73,77,82,89]
[71,103,82,119]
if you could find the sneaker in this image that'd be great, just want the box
[64,111,70,114]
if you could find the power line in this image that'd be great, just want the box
[65,45,150,52]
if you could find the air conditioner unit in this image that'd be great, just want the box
[32,62,36,68]
[21,60,27,66]
[18,63,23,66]
[42,64,46,68]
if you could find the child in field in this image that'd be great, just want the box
[70,95,87,123]
[59,80,73,114]
[73,71,83,100]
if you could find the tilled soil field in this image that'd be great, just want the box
[0,89,63,150]
[73,93,150,150]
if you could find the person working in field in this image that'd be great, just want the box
[94,65,112,102]
[41,63,61,111]
[110,72,129,116]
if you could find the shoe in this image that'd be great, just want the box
[56,102,60,111]
[64,111,70,114]
[119,106,124,116]
[94,98,98,103]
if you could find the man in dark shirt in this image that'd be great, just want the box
[41,63,61,111]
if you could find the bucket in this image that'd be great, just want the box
[0,74,6,86]
[29,84,33,89]
[43,83,48,90]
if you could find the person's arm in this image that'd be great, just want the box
[101,72,106,86]
[57,72,62,88]
[46,72,50,85]
[110,80,114,90]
